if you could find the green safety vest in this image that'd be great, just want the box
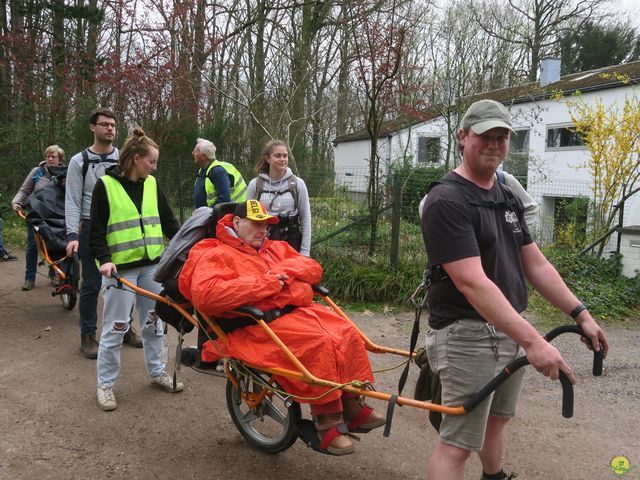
[199,160,247,206]
[102,175,165,266]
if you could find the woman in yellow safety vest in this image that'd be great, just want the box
[89,127,181,412]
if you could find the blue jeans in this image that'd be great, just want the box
[97,264,165,386]
[0,216,7,256]
[79,221,102,336]
[25,224,38,281]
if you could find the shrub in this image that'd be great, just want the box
[389,163,447,225]
[314,245,425,305]
[532,246,640,321]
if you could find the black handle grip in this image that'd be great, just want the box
[71,251,80,291]
[464,356,529,413]
[464,356,574,419]
[593,350,604,376]
[559,371,574,418]
[312,285,330,296]
[112,274,124,290]
[543,324,603,377]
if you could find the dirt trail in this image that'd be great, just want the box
[1,254,639,479]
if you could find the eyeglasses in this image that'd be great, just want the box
[95,122,117,128]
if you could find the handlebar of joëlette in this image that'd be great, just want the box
[464,325,603,418]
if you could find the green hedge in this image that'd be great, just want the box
[533,247,640,320]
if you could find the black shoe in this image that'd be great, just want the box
[80,334,99,359]
[1,253,18,261]
[181,347,220,370]
[180,347,198,367]
[123,325,143,348]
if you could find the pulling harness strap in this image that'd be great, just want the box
[383,395,399,438]
[388,268,431,437]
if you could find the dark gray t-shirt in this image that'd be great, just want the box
[421,172,533,329]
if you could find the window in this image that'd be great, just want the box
[546,124,586,150]
[504,129,530,181]
[510,129,530,153]
[417,137,440,163]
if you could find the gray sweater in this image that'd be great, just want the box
[246,168,312,256]
[64,148,119,240]
[12,161,56,207]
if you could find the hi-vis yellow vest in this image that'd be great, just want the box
[200,160,247,206]
[102,175,164,266]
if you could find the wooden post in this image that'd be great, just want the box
[390,172,402,269]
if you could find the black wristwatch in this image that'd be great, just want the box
[570,303,587,320]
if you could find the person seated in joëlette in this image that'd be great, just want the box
[178,200,385,455]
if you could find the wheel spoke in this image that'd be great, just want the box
[239,408,259,424]
[260,398,288,427]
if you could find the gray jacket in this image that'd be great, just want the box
[153,206,212,291]
[64,148,119,238]
[12,161,56,207]
[246,168,312,256]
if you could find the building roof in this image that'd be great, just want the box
[334,60,640,144]
[333,111,439,143]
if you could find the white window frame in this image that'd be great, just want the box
[417,136,441,163]
[545,123,587,151]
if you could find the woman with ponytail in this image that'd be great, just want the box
[89,127,182,411]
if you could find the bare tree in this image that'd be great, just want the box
[347,0,410,255]
[473,0,609,82]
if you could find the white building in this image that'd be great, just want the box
[333,59,640,264]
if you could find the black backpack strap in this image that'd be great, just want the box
[81,149,90,180]
[255,176,265,201]
[81,149,118,180]
[288,175,298,211]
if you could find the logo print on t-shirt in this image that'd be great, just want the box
[504,210,521,233]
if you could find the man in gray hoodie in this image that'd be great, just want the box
[65,108,141,358]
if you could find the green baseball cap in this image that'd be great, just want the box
[461,99,515,134]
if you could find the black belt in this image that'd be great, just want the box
[208,305,297,337]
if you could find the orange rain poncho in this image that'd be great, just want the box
[178,214,374,405]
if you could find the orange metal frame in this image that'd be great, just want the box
[116,276,466,416]
[17,209,69,281]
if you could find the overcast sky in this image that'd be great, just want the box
[605,0,640,26]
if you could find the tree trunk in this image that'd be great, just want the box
[50,0,66,142]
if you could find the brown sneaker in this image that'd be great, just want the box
[123,325,143,348]
[342,395,386,432]
[80,334,99,359]
[22,279,35,291]
[314,413,355,455]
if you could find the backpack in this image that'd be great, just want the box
[32,165,46,185]
[255,175,298,211]
[255,175,303,250]
[427,171,517,238]
[81,149,118,180]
